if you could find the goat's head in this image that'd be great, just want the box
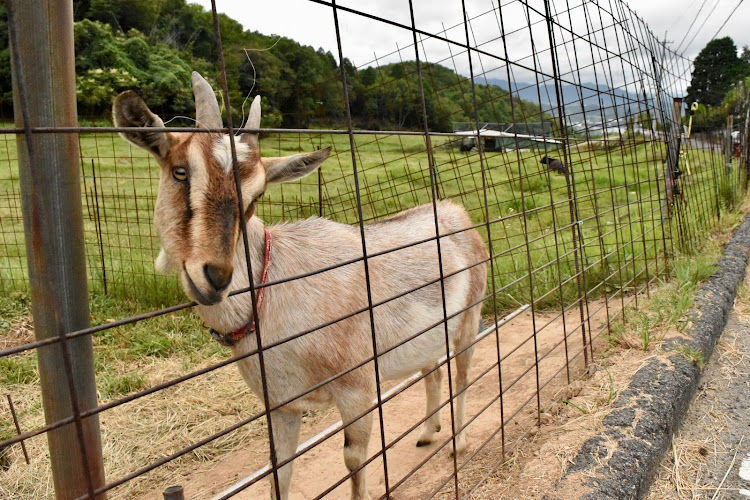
[113,72,331,305]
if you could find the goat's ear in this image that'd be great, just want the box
[113,91,171,159]
[263,146,331,183]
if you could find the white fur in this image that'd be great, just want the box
[154,248,173,274]
[195,203,487,500]
[213,135,250,173]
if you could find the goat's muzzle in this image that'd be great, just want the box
[182,261,233,305]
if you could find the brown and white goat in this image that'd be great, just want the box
[113,72,488,500]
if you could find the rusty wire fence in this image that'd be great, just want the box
[1,0,748,499]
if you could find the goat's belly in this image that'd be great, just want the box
[376,319,462,381]
[373,281,469,380]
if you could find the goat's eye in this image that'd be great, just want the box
[172,166,188,181]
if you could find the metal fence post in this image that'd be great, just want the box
[7,1,106,498]
[163,485,185,500]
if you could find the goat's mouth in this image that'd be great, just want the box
[182,263,224,306]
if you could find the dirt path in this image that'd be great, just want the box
[648,274,750,499]
[167,303,608,500]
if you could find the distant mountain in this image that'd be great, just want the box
[481,77,646,126]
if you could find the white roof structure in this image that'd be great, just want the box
[455,128,562,144]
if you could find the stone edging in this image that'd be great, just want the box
[547,213,750,500]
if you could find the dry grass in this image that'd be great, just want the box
[0,315,33,351]
[464,347,654,500]
[647,280,750,500]
[1,350,269,498]
[1,205,746,498]
[451,206,750,499]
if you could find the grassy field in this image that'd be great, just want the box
[0,126,744,496]
[0,130,739,312]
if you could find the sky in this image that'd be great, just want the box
[191,0,750,89]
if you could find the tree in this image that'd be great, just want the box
[741,45,750,65]
[3,0,546,129]
[73,20,198,116]
[686,37,750,106]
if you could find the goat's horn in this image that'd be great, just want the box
[242,95,262,148]
[191,72,223,130]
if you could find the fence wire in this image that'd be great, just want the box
[0,0,747,498]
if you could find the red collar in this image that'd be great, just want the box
[209,228,273,347]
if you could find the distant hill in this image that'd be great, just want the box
[0,2,546,132]
[482,77,645,126]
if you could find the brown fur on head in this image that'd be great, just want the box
[113,72,331,305]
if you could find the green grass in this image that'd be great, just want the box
[0,126,744,491]
[0,356,38,385]
[98,371,146,400]
[605,222,728,351]
[0,129,743,318]
[0,289,225,400]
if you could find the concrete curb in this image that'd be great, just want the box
[547,213,750,500]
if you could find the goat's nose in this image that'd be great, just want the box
[204,264,233,292]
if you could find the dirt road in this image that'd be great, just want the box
[649,277,750,499]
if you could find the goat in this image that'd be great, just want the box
[540,155,568,176]
[113,72,488,500]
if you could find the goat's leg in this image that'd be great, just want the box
[416,364,442,447]
[268,409,302,500]
[451,343,473,456]
[337,398,373,500]
[451,309,479,456]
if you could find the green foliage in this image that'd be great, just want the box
[73,20,199,115]
[691,102,726,131]
[686,37,750,107]
[0,1,544,129]
[351,61,538,131]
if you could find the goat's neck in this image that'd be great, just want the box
[236,215,268,285]
[195,215,268,333]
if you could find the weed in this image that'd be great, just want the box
[637,313,656,351]
[606,319,627,347]
[675,345,705,368]
[604,367,617,405]
[562,399,588,415]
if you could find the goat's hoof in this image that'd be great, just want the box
[416,423,441,447]
[448,441,468,458]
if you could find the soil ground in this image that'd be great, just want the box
[648,273,750,499]
[0,290,692,500]
[171,300,617,500]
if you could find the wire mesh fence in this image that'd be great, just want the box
[1,0,748,498]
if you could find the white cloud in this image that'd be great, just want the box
[191,0,750,93]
